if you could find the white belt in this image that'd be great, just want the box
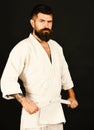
[50,98,71,104]
[38,98,71,108]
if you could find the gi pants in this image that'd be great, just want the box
[24,123,63,130]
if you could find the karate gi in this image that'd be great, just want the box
[1,34,74,130]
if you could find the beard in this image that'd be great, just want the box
[35,28,52,42]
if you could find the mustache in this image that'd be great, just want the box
[41,28,51,32]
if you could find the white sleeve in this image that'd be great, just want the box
[0,46,25,99]
[60,48,74,90]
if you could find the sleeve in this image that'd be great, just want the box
[60,48,74,90]
[0,44,26,99]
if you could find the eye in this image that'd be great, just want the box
[48,20,52,23]
[40,19,45,22]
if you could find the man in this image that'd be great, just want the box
[1,4,78,130]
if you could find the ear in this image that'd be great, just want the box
[30,19,34,28]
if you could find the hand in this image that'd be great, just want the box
[68,98,78,109]
[67,88,79,109]
[21,97,39,114]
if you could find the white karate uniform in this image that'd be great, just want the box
[1,34,74,130]
[25,123,63,130]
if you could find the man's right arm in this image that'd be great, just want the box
[12,93,39,114]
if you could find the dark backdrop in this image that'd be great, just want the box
[0,0,94,130]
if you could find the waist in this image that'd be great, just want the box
[26,94,70,108]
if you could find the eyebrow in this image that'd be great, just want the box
[39,18,53,22]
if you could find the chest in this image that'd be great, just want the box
[40,42,51,60]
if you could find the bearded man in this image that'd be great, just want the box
[1,4,78,130]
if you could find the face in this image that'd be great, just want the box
[30,13,53,42]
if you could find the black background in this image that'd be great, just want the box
[0,0,94,130]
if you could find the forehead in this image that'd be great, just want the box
[36,13,53,20]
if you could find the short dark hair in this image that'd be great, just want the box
[30,4,53,19]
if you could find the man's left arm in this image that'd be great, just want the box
[67,88,78,108]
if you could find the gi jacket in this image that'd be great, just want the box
[1,34,74,129]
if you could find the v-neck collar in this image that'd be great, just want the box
[29,34,52,64]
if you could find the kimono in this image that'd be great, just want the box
[1,34,74,129]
